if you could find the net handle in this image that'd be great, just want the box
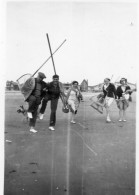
[16,73,32,82]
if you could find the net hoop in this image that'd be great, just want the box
[16,74,35,101]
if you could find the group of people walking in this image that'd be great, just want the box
[23,72,134,133]
[24,72,83,133]
[101,77,133,123]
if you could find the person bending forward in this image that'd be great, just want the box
[26,72,47,133]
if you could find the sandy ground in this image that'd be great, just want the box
[4,92,136,195]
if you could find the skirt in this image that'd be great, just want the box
[117,99,129,110]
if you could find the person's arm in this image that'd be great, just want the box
[65,88,72,102]
[112,84,117,99]
[116,86,121,99]
[59,82,67,97]
[42,82,49,91]
[103,86,107,98]
[125,86,133,95]
[41,82,49,99]
[79,92,83,100]
[77,88,83,100]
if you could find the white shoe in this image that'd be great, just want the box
[49,126,55,131]
[106,119,111,123]
[30,128,37,133]
[27,112,33,119]
[39,114,44,120]
[119,119,122,122]
[123,119,127,122]
[71,120,76,124]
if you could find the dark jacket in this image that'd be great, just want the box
[103,83,116,99]
[116,85,131,99]
[46,82,61,99]
[31,78,47,99]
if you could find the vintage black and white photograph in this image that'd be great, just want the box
[3,0,137,194]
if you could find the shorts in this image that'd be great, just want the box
[105,97,114,107]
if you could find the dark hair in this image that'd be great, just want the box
[72,81,78,85]
[53,74,59,79]
[121,78,127,82]
[104,78,110,81]
[120,78,127,84]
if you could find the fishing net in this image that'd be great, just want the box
[17,74,35,101]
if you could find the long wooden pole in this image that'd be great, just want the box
[46,34,57,75]
[32,38,66,77]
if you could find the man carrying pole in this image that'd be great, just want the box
[24,72,47,133]
[39,34,66,131]
[17,35,66,132]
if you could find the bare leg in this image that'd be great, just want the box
[105,105,111,121]
[123,109,127,121]
[68,100,76,123]
[118,100,124,121]
[71,113,75,120]
[119,109,123,121]
[123,101,128,121]
[71,112,76,123]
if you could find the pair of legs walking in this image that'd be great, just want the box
[90,97,113,122]
[117,100,128,121]
[27,95,41,132]
[105,105,111,122]
[68,99,78,124]
[104,97,114,122]
[40,96,58,130]
[70,110,77,124]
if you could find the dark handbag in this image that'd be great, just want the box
[129,95,132,102]
[62,105,69,113]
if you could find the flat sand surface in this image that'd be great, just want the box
[4,92,136,195]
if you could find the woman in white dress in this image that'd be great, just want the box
[66,81,83,124]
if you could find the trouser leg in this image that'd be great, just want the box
[28,95,37,113]
[29,97,41,127]
[49,99,58,126]
[40,95,49,114]
[29,104,39,127]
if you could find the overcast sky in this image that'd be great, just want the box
[5,1,137,85]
